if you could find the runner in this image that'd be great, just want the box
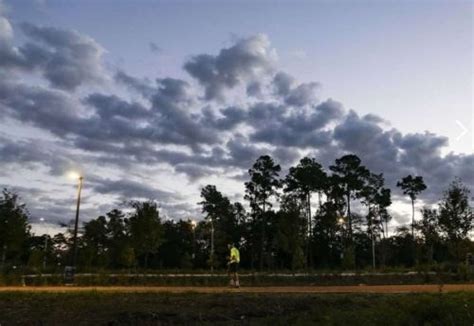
[227,243,240,288]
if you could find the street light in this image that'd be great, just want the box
[39,218,48,269]
[210,217,214,273]
[65,172,83,283]
[190,220,197,262]
[71,174,83,269]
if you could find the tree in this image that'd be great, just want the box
[285,157,327,267]
[159,220,194,268]
[105,209,128,268]
[273,195,306,270]
[0,189,30,268]
[437,179,473,262]
[82,215,110,268]
[416,208,441,264]
[245,155,281,270]
[199,185,241,269]
[361,173,391,269]
[329,154,369,242]
[128,201,164,268]
[397,175,427,238]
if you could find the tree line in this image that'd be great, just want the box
[0,154,473,272]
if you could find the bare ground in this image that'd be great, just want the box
[1,283,474,293]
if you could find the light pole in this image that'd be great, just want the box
[39,218,48,269]
[72,175,83,270]
[191,220,197,261]
[210,218,214,273]
[64,172,83,284]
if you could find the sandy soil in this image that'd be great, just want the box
[1,284,474,294]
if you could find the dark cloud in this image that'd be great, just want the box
[149,42,162,54]
[175,163,217,181]
[0,135,80,176]
[90,176,181,202]
[184,34,275,100]
[0,14,105,91]
[114,70,154,98]
[84,93,150,120]
[246,81,262,97]
[1,25,473,226]
[330,110,474,203]
[249,99,344,147]
[0,78,87,137]
[200,105,247,130]
[273,71,320,106]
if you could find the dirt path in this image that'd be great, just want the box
[1,284,474,294]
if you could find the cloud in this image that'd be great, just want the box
[1,24,473,227]
[90,176,181,202]
[114,70,155,98]
[273,71,320,106]
[20,23,106,90]
[0,135,82,176]
[84,93,150,120]
[249,99,344,147]
[0,14,106,91]
[184,34,276,100]
[149,42,162,54]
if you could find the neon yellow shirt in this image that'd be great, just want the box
[230,247,240,263]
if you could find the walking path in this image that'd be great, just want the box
[1,284,474,294]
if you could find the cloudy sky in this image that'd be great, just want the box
[0,0,472,234]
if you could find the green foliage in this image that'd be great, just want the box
[245,155,281,270]
[0,189,30,269]
[128,201,164,268]
[438,179,473,242]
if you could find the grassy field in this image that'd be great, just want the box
[1,291,474,325]
[12,270,473,287]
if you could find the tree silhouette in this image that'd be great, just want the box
[245,155,281,270]
[438,179,473,262]
[199,185,240,269]
[361,173,391,268]
[397,175,427,238]
[128,201,163,268]
[284,157,327,267]
[0,189,30,268]
[330,154,369,243]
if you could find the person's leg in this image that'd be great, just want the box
[234,265,240,287]
[229,263,235,286]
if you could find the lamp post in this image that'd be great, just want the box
[39,218,48,269]
[191,220,197,261]
[64,172,83,284]
[210,218,214,273]
[72,175,83,269]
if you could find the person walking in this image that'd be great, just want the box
[227,243,240,288]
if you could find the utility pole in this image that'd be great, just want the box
[210,217,214,273]
[40,218,48,269]
[72,176,83,269]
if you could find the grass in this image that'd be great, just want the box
[15,270,472,287]
[0,291,473,325]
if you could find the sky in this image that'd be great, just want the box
[0,0,472,235]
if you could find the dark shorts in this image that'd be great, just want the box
[229,262,238,273]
